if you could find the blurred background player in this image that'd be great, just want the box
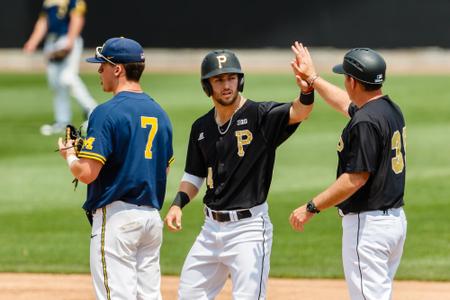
[23,0,97,136]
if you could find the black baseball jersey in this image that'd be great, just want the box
[336,96,406,214]
[185,99,299,210]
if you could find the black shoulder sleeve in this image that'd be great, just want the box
[258,101,300,148]
[184,121,207,178]
[344,122,381,173]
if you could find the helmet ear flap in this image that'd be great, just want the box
[238,74,245,92]
[201,79,212,97]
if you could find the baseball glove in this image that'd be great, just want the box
[48,49,70,63]
[64,124,85,190]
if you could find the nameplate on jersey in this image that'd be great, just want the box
[236,118,248,126]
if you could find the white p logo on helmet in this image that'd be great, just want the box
[216,55,227,68]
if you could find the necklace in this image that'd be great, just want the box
[215,97,246,135]
[215,109,235,135]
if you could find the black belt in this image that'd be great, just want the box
[205,207,252,222]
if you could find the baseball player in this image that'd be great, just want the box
[24,0,97,136]
[289,43,407,300]
[164,45,314,299]
[58,37,173,300]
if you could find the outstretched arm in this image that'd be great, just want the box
[291,41,352,118]
[288,42,314,124]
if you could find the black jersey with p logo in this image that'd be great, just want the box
[336,96,406,214]
[184,100,299,210]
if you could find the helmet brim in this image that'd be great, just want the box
[332,64,345,74]
[201,67,243,80]
[86,57,106,63]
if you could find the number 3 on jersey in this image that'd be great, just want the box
[141,116,158,159]
[391,127,406,174]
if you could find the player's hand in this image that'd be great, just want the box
[289,204,314,232]
[23,41,37,54]
[291,41,317,80]
[164,205,183,232]
[58,137,76,160]
[291,61,312,93]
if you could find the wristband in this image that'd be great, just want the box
[299,90,315,105]
[171,191,190,209]
[66,154,80,167]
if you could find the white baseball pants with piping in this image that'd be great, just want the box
[90,201,163,300]
[342,207,407,300]
[179,202,272,300]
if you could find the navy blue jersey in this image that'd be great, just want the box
[78,91,174,211]
[41,0,86,36]
[185,100,299,210]
[336,96,406,214]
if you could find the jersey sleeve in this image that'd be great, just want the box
[78,109,113,165]
[184,123,207,178]
[343,122,381,173]
[259,101,300,147]
[70,0,87,15]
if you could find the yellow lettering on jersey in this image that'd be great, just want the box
[83,137,96,150]
[337,136,344,152]
[207,167,214,189]
[216,55,227,69]
[235,130,253,157]
[391,130,405,174]
[141,116,158,159]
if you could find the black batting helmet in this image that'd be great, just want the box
[201,49,244,96]
[333,48,386,85]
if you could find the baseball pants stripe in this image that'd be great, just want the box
[101,207,112,300]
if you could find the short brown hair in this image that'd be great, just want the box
[123,62,145,82]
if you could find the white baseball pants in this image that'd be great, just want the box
[342,207,407,300]
[44,35,97,125]
[179,202,273,300]
[90,201,163,300]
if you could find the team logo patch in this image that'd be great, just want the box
[337,136,344,152]
[216,55,227,68]
[83,137,96,150]
[375,74,384,83]
[236,118,248,126]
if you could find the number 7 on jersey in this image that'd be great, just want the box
[141,116,158,159]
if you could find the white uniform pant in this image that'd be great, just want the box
[90,201,163,300]
[179,202,273,300]
[44,35,97,124]
[342,207,407,300]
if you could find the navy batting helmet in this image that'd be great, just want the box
[201,49,244,96]
[333,48,386,85]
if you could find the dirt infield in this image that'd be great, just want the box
[1,273,449,300]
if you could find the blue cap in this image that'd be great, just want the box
[86,37,145,64]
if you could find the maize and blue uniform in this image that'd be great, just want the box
[40,0,96,132]
[78,91,173,300]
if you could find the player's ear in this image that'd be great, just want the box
[113,64,123,77]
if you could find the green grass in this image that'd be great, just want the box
[0,73,449,280]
